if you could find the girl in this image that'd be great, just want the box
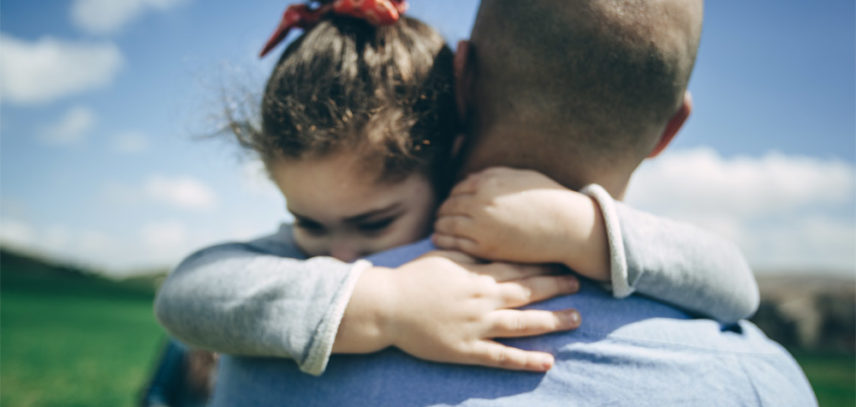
[155,0,758,376]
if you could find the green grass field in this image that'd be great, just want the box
[2,249,854,406]
[1,250,168,407]
[790,350,856,407]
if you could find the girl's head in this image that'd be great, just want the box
[233,11,458,261]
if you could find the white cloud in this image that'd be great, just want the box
[71,0,190,35]
[626,148,856,273]
[39,106,96,145]
[44,225,72,251]
[0,35,122,105]
[0,218,37,250]
[78,230,114,255]
[145,175,217,210]
[742,216,856,272]
[0,218,223,276]
[628,148,854,217]
[112,131,149,153]
[141,220,188,254]
[0,220,118,271]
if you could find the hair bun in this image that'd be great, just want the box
[260,0,408,58]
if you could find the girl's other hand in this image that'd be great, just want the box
[433,167,609,281]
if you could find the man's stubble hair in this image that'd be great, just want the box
[463,0,703,192]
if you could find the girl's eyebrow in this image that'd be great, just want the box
[344,203,403,224]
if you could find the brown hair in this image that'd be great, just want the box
[230,15,458,190]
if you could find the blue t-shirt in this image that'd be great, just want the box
[210,240,816,406]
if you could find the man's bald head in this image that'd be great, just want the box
[459,0,703,194]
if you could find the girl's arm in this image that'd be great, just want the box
[155,225,580,376]
[433,167,759,323]
[585,184,759,322]
[154,224,369,376]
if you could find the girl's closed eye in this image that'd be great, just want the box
[296,218,326,235]
[357,217,398,235]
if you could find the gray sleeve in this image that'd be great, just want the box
[582,185,759,323]
[153,224,369,376]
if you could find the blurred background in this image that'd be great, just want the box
[1,0,853,406]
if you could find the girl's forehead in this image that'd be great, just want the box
[270,152,434,222]
[272,151,383,190]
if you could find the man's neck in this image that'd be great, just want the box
[459,134,633,201]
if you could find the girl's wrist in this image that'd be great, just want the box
[559,193,610,282]
[334,266,397,353]
[533,189,584,266]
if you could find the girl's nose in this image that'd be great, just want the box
[330,242,361,263]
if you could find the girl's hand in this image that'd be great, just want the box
[433,167,609,282]
[336,251,581,372]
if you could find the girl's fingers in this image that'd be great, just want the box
[434,215,475,237]
[448,175,480,196]
[478,262,559,282]
[486,309,581,338]
[419,250,479,264]
[499,274,580,307]
[437,196,475,217]
[432,233,479,253]
[466,340,555,372]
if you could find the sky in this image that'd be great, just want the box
[0,0,853,277]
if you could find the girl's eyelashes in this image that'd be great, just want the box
[357,217,396,234]
[296,219,326,235]
[294,214,398,236]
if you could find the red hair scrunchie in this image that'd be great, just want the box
[259,0,408,58]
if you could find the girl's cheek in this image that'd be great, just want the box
[410,206,437,240]
[293,231,327,258]
[390,213,434,247]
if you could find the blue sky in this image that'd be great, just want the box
[1,0,853,276]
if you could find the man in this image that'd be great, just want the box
[162,0,817,405]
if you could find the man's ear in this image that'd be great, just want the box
[453,40,475,121]
[648,91,693,158]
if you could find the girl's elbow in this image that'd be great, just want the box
[153,290,171,328]
[722,278,760,323]
[739,282,761,319]
[153,285,182,335]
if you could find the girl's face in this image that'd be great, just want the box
[269,152,437,262]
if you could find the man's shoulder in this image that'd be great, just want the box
[279,238,818,406]
[214,315,816,407]
[365,238,436,267]
[208,242,817,407]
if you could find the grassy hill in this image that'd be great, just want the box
[1,248,853,406]
[1,248,168,407]
[1,248,163,298]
